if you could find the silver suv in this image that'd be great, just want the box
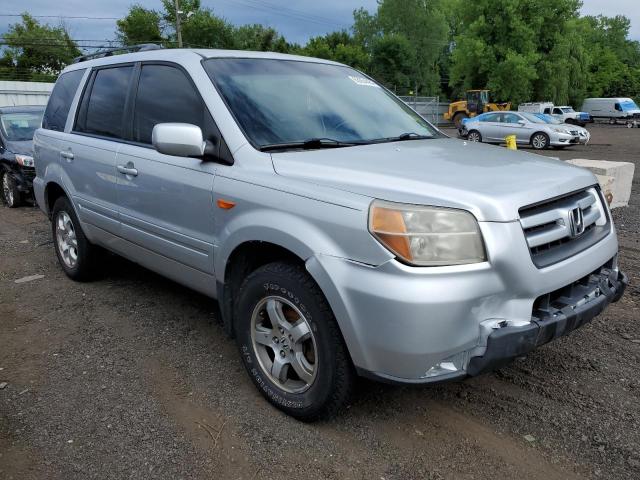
[33,48,627,420]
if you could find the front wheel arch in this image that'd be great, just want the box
[467,129,482,142]
[530,131,550,150]
[220,241,309,338]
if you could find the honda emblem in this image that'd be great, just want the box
[569,207,585,237]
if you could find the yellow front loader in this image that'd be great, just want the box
[444,90,511,128]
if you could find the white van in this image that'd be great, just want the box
[581,98,640,125]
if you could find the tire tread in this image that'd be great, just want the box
[237,261,354,421]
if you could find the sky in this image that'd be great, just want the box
[0,0,638,50]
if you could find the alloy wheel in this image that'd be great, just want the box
[250,296,318,393]
[468,132,481,142]
[55,211,78,268]
[532,134,548,149]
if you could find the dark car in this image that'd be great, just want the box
[1,105,44,207]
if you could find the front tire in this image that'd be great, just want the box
[1,170,22,208]
[51,196,97,281]
[453,112,469,129]
[235,261,354,421]
[467,130,482,142]
[531,132,550,150]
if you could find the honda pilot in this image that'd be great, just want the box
[33,48,627,420]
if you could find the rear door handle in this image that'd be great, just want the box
[117,165,138,176]
[60,151,74,160]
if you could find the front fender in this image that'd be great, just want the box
[212,175,393,280]
[214,206,392,280]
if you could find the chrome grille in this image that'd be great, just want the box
[519,187,610,268]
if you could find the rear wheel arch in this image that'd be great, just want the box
[44,182,69,218]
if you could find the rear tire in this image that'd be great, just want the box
[467,130,482,143]
[235,261,354,421]
[1,170,22,208]
[531,132,550,150]
[51,196,97,281]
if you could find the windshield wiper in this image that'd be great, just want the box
[369,132,433,144]
[259,137,366,152]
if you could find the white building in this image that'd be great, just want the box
[0,80,54,107]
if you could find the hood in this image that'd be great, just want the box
[4,139,33,156]
[271,138,598,222]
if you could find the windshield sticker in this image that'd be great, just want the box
[348,75,380,87]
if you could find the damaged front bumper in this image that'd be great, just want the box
[467,266,627,376]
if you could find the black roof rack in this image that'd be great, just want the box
[73,43,164,64]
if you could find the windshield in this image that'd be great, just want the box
[522,112,559,124]
[561,107,574,113]
[204,58,440,148]
[620,100,640,112]
[0,112,44,141]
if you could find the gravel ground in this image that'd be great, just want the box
[1,124,639,479]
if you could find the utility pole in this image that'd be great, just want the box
[175,0,183,48]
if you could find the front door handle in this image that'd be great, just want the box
[60,151,74,160]
[117,164,138,176]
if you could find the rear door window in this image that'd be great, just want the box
[132,64,208,144]
[76,65,134,139]
[42,69,85,131]
[479,113,500,122]
[501,113,521,123]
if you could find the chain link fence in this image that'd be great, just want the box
[399,96,451,126]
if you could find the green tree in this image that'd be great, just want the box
[353,0,449,95]
[376,0,449,94]
[1,13,80,81]
[580,15,640,100]
[301,31,369,70]
[370,34,417,94]
[180,9,235,48]
[116,5,163,45]
[447,0,585,104]
[233,24,290,52]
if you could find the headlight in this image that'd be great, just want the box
[368,200,486,266]
[15,154,34,167]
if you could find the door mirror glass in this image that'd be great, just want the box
[152,123,205,157]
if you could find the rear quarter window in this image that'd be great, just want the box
[42,69,85,131]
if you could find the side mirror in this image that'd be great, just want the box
[517,120,526,125]
[152,123,205,157]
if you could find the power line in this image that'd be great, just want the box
[0,14,120,20]
[216,0,349,28]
